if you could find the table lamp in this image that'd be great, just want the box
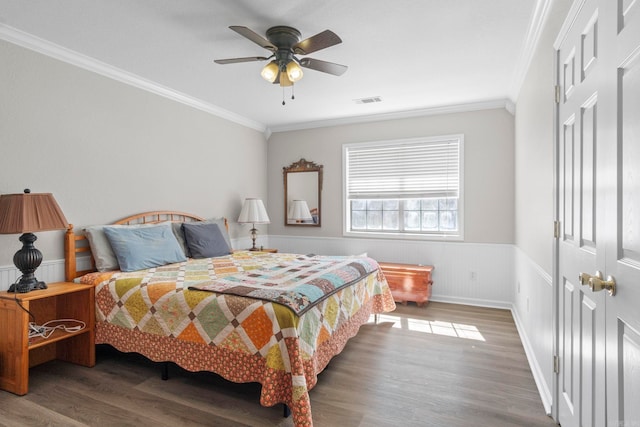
[0,189,68,293]
[237,198,270,251]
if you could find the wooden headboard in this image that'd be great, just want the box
[64,211,225,282]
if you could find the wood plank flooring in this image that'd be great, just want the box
[0,302,557,426]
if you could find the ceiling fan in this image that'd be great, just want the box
[214,26,348,88]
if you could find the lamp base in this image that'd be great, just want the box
[8,278,47,293]
[7,232,47,293]
[249,226,259,251]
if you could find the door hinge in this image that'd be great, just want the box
[553,355,560,374]
[555,85,561,104]
[554,221,560,239]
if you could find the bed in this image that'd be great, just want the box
[64,211,395,426]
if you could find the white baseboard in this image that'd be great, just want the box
[429,295,512,310]
[511,304,552,415]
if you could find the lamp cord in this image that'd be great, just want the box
[11,275,37,324]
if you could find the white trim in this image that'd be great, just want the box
[269,99,513,134]
[513,246,554,416]
[509,0,555,102]
[0,259,67,291]
[342,230,465,242]
[512,304,553,415]
[0,24,267,133]
[0,23,517,137]
[430,295,512,310]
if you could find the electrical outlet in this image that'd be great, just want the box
[470,271,477,281]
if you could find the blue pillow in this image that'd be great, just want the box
[85,222,167,271]
[182,222,231,258]
[103,223,187,272]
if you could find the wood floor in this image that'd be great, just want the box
[0,302,557,427]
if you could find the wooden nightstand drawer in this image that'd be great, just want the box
[379,262,434,307]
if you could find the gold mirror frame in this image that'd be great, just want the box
[283,159,323,227]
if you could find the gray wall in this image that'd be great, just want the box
[515,2,570,273]
[0,39,267,273]
[268,108,515,244]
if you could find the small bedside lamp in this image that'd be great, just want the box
[0,189,68,293]
[237,198,270,251]
[288,200,313,223]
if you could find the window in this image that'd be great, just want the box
[343,135,464,240]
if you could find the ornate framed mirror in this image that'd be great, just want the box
[283,159,323,227]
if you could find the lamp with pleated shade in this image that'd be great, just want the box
[237,198,270,251]
[0,189,68,293]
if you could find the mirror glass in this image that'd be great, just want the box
[284,159,323,226]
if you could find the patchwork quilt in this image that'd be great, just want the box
[79,251,396,427]
[189,252,380,315]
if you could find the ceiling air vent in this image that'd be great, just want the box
[354,96,382,104]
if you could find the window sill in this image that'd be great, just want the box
[343,230,464,242]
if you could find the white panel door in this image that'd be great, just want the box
[604,0,640,425]
[556,1,640,426]
[555,1,606,425]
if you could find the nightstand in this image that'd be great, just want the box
[245,248,277,253]
[0,282,95,395]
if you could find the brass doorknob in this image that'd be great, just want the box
[579,271,602,285]
[588,275,616,296]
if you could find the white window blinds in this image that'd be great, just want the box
[345,136,461,200]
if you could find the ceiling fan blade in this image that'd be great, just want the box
[293,30,342,55]
[229,26,277,51]
[214,56,269,64]
[299,58,348,76]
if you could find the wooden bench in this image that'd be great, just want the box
[378,262,434,307]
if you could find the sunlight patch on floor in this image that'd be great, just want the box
[369,314,485,341]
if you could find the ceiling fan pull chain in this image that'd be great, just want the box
[282,87,286,106]
[291,84,295,101]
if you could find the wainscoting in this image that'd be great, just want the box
[0,259,67,291]
[0,235,554,417]
[269,235,514,308]
[512,246,554,414]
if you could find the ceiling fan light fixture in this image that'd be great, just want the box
[286,60,303,82]
[279,70,293,87]
[261,61,279,82]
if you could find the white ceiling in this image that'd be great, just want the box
[0,1,546,133]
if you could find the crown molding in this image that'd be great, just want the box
[508,0,555,102]
[0,24,267,133]
[268,99,513,134]
[0,23,520,139]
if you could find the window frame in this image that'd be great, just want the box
[342,135,465,241]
